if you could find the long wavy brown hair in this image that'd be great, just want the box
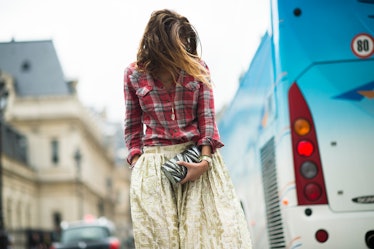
[136,9,211,86]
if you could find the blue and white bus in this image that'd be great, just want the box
[218,0,374,248]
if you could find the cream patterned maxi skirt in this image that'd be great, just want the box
[130,142,253,249]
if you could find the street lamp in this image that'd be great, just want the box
[74,148,83,219]
[0,75,10,248]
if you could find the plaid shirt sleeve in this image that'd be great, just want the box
[123,64,143,164]
[196,66,224,152]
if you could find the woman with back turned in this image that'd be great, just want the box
[123,9,252,249]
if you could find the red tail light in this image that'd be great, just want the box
[288,83,328,205]
[109,238,120,249]
[315,229,329,243]
[304,183,322,201]
[297,140,314,156]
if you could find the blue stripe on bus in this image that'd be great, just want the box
[334,81,374,101]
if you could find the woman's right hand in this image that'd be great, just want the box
[178,160,210,184]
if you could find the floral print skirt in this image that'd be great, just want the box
[130,142,252,249]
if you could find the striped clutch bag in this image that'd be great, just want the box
[161,145,201,184]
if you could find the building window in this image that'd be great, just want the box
[106,177,112,190]
[51,139,59,165]
[53,212,62,230]
[16,201,21,229]
[26,204,31,228]
[98,200,104,217]
[6,198,12,229]
[21,60,31,72]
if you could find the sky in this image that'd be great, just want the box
[0,0,270,123]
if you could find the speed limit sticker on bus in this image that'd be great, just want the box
[351,33,374,58]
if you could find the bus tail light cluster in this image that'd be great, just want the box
[288,83,328,205]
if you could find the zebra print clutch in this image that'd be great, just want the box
[161,145,201,184]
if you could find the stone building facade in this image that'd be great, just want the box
[0,40,132,248]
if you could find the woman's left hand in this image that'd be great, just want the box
[178,160,210,184]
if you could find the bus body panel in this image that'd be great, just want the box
[218,0,374,247]
[284,206,374,248]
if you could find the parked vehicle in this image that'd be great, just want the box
[51,217,120,249]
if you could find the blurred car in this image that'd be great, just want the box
[51,217,120,249]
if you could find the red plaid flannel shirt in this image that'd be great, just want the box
[123,62,224,164]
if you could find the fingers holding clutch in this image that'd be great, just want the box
[178,160,209,184]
